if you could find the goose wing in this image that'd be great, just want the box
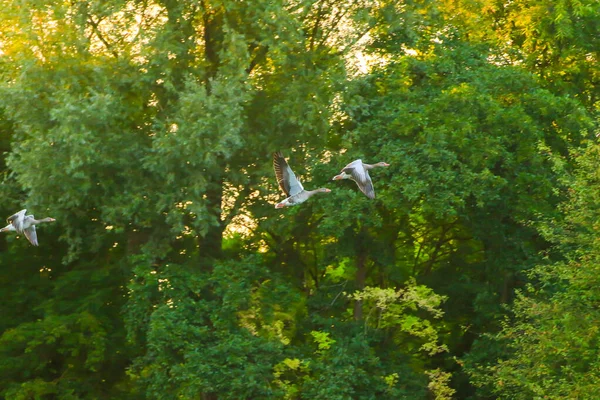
[23,225,38,246]
[273,152,304,197]
[7,209,27,233]
[342,160,375,199]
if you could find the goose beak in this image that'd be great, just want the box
[383,163,390,167]
[324,188,331,193]
[275,203,285,209]
[332,175,342,180]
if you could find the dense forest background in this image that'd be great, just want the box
[0,0,598,398]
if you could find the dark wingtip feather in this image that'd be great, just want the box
[273,151,285,170]
[272,151,290,196]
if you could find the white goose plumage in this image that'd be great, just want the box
[0,209,56,246]
[332,159,389,199]
[273,152,331,208]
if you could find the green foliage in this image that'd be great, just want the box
[273,331,430,399]
[427,368,456,400]
[127,257,287,399]
[350,282,447,355]
[0,257,134,399]
[442,0,600,108]
[0,0,597,398]
[310,330,336,352]
[466,143,600,399]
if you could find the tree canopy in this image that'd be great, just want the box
[0,0,598,398]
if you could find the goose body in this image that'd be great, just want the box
[0,209,56,246]
[332,159,389,199]
[273,152,331,208]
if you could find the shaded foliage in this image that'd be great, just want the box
[0,0,597,398]
[466,143,600,399]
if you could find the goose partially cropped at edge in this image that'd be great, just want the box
[332,159,390,199]
[273,151,331,208]
[0,209,56,246]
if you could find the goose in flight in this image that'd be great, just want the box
[332,159,389,199]
[0,209,56,246]
[273,151,331,208]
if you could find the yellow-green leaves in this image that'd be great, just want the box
[350,282,447,355]
[310,330,336,352]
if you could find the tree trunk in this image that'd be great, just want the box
[353,225,368,321]
[501,271,513,303]
[126,229,151,255]
[353,251,367,320]
[198,178,224,266]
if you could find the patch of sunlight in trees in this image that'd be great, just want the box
[157,277,170,291]
[224,213,257,237]
[487,51,523,66]
[175,225,194,240]
[347,44,393,77]
[223,182,259,238]
[175,200,193,209]
[86,0,167,58]
[166,298,175,308]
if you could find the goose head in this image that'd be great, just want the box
[275,199,289,209]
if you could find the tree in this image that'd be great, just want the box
[466,142,600,399]
[326,31,592,396]
[0,0,441,397]
[0,0,596,398]
[441,0,600,109]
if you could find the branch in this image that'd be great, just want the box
[317,6,351,49]
[87,16,119,58]
[412,221,460,274]
[419,232,462,275]
[126,0,150,46]
[285,0,310,16]
[246,45,269,74]
[330,280,348,306]
[333,25,375,56]
[308,0,326,52]
[413,239,425,275]
[221,185,250,227]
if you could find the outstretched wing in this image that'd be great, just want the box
[23,225,38,246]
[273,152,304,197]
[343,160,375,199]
[7,209,27,233]
[341,159,363,173]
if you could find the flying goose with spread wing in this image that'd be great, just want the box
[273,151,331,208]
[0,209,56,246]
[332,159,389,199]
